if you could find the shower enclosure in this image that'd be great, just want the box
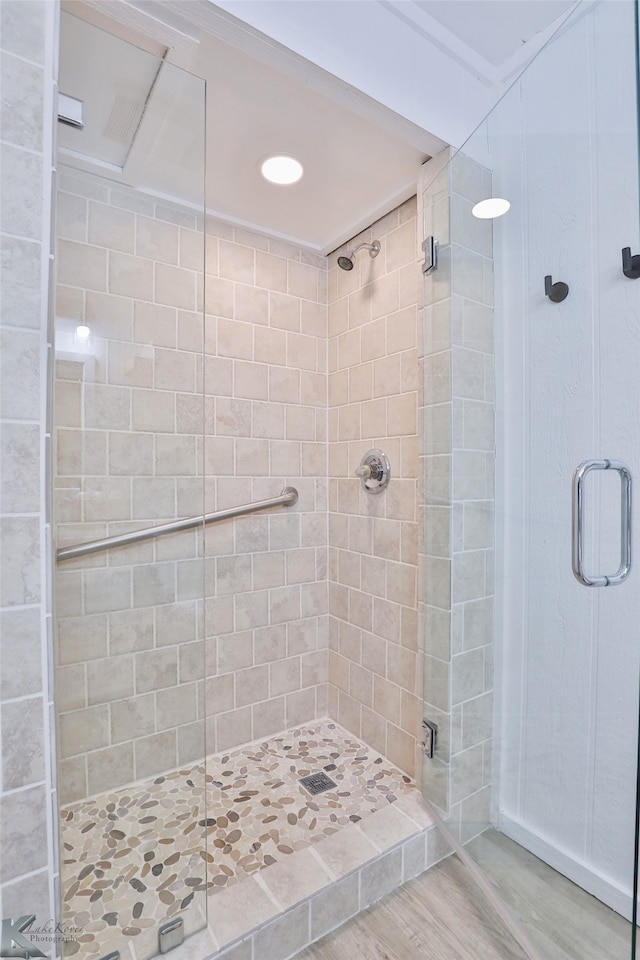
[419,1,640,958]
[50,2,640,960]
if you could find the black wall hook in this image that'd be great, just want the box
[545,275,569,302]
[622,247,640,279]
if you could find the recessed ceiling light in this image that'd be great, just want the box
[260,155,303,185]
[472,198,511,219]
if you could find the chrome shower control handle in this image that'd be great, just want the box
[355,449,390,494]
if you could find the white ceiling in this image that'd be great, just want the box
[58,0,578,253]
[415,1,574,68]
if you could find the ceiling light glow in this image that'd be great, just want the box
[472,198,511,219]
[260,155,303,185]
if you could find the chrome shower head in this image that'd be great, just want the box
[337,239,380,271]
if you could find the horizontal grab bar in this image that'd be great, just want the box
[56,487,299,563]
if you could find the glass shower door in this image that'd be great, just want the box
[420,1,640,957]
[54,13,208,959]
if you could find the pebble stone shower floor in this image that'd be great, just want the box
[60,719,416,958]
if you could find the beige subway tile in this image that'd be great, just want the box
[235,590,270,630]
[254,326,285,365]
[387,561,417,607]
[106,341,152,388]
[216,631,252,674]
[372,354,401,398]
[329,370,348,407]
[132,301,176,348]
[216,706,251,750]
[177,309,203,352]
[337,328,360,369]
[386,723,416,776]
[58,757,87,805]
[256,251,287,292]
[216,316,251,361]
[287,332,317,371]
[286,685,316,726]
[387,393,417,436]
[270,439,301,475]
[155,262,196,310]
[155,434,197,477]
[360,317,386,362]
[269,656,300,697]
[301,650,326,687]
[57,613,106,664]
[270,291,300,332]
[135,647,178,694]
[88,201,135,252]
[109,607,154,654]
[56,191,86,241]
[136,215,179,263]
[108,251,153,300]
[253,551,285,590]
[268,368,300,406]
[156,682,198,730]
[235,360,268,399]
[205,276,234,318]
[58,239,107,291]
[270,584,301,624]
[301,300,325,337]
[385,220,417,274]
[288,260,318,300]
[179,227,204,271]
[133,562,175,607]
[59,705,109,758]
[254,624,287,664]
[87,742,134,795]
[84,566,131,614]
[87,655,134,705]
[252,697,285,738]
[135,730,176,779]
[372,675,401,724]
[360,398,385,438]
[219,240,254,283]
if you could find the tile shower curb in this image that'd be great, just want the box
[165,793,440,960]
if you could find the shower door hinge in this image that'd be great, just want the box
[422,236,437,274]
[159,918,184,953]
[421,719,438,759]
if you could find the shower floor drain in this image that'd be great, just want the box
[299,772,337,796]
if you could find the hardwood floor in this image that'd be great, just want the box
[299,829,633,960]
[298,855,528,960]
[467,829,632,960]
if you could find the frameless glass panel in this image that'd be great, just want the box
[54,13,207,960]
[420,2,640,958]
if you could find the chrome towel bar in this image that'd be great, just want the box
[56,487,298,562]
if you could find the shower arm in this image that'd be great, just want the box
[348,240,380,258]
[56,487,298,562]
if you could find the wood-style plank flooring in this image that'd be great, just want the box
[300,829,634,960]
[299,855,528,960]
[467,829,631,960]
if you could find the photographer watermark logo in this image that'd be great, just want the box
[1,916,82,959]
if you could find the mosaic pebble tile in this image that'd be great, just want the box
[60,719,414,959]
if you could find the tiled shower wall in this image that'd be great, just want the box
[54,170,208,803]
[0,0,58,934]
[54,169,329,801]
[418,148,495,837]
[327,199,423,778]
[200,218,329,753]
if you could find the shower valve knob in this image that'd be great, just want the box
[355,449,390,494]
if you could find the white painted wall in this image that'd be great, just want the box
[488,0,640,918]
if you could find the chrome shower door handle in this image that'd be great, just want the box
[572,459,632,586]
